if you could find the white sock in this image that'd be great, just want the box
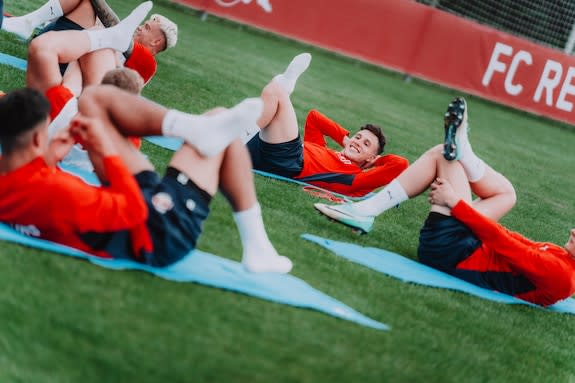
[455,121,486,182]
[241,123,260,144]
[458,143,486,182]
[1,0,63,39]
[162,97,263,157]
[272,52,312,95]
[86,1,152,52]
[350,179,409,216]
[234,204,293,273]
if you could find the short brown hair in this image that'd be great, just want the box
[101,68,144,95]
[360,124,386,154]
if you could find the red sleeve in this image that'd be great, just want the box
[124,43,157,84]
[56,156,148,232]
[303,109,349,147]
[451,200,532,252]
[349,154,409,195]
[450,200,548,276]
[45,85,74,121]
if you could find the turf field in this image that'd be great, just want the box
[1,1,575,381]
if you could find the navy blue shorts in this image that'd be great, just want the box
[36,17,84,75]
[417,212,481,273]
[135,167,211,267]
[246,134,304,178]
[417,212,536,294]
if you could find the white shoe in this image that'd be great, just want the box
[314,203,374,233]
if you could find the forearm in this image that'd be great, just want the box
[304,109,349,145]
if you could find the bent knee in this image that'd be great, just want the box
[261,80,285,100]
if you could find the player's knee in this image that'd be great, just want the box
[504,182,517,208]
[77,85,108,111]
[428,144,444,158]
[29,32,62,56]
[261,80,283,100]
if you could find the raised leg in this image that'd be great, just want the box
[255,53,311,144]
[218,140,293,273]
[257,79,299,144]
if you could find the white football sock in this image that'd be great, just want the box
[272,53,312,95]
[234,204,293,273]
[2,0,63,39]
[455,121,486,182]
[162,98,263,157]
[349,179,409,217]
[241,124,260,144]
[86,1,152,52]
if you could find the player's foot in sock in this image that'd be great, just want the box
[92,1,152,53]
[1,15,36,40]
[186,97,263,157]
[242,244,293,273]
[443,97,467,161]
[273,53,312,94]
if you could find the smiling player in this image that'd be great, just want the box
[245,53,409,197]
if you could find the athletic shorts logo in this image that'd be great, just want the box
[185,199,196,212]
[151,192,174,214]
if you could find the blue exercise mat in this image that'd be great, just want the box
[0,162,389,330]
[0,224,388,330]
[0,52,27,71]
[302,234,575,314]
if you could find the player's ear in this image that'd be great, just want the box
[31,129,44,149]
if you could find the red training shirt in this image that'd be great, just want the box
[452,200,575,306]
[295,110,409,197]
[0,156,152,259]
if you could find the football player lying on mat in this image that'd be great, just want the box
[2,0,176,84]
[315,97,575,306]
[245,53,409,197]
[23,3,152,170]
[0,86,292,273]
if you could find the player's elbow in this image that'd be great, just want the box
[397,157,409,172]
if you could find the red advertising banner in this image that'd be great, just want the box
[175,0,575,125]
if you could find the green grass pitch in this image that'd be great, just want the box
[1,0,574,381]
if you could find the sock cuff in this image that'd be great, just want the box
[466,159,486,183]
[50,0,64,17]
[233,203,261,222]
[388,179,409,202]
[161,109,179,136]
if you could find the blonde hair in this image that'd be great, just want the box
[150,14,178,50]
[101,68,144,95]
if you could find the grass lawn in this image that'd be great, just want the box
[1,1,575,382]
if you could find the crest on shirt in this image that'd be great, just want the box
[151,192,174,214]
[337,152,352,165]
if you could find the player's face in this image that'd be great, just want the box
[343,130,379,164]
[133,19,165,51]
[565,228,575,257]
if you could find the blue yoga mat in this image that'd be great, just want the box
[302,234,575,314]
[0,52,27,71]
[0,163,389,330]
